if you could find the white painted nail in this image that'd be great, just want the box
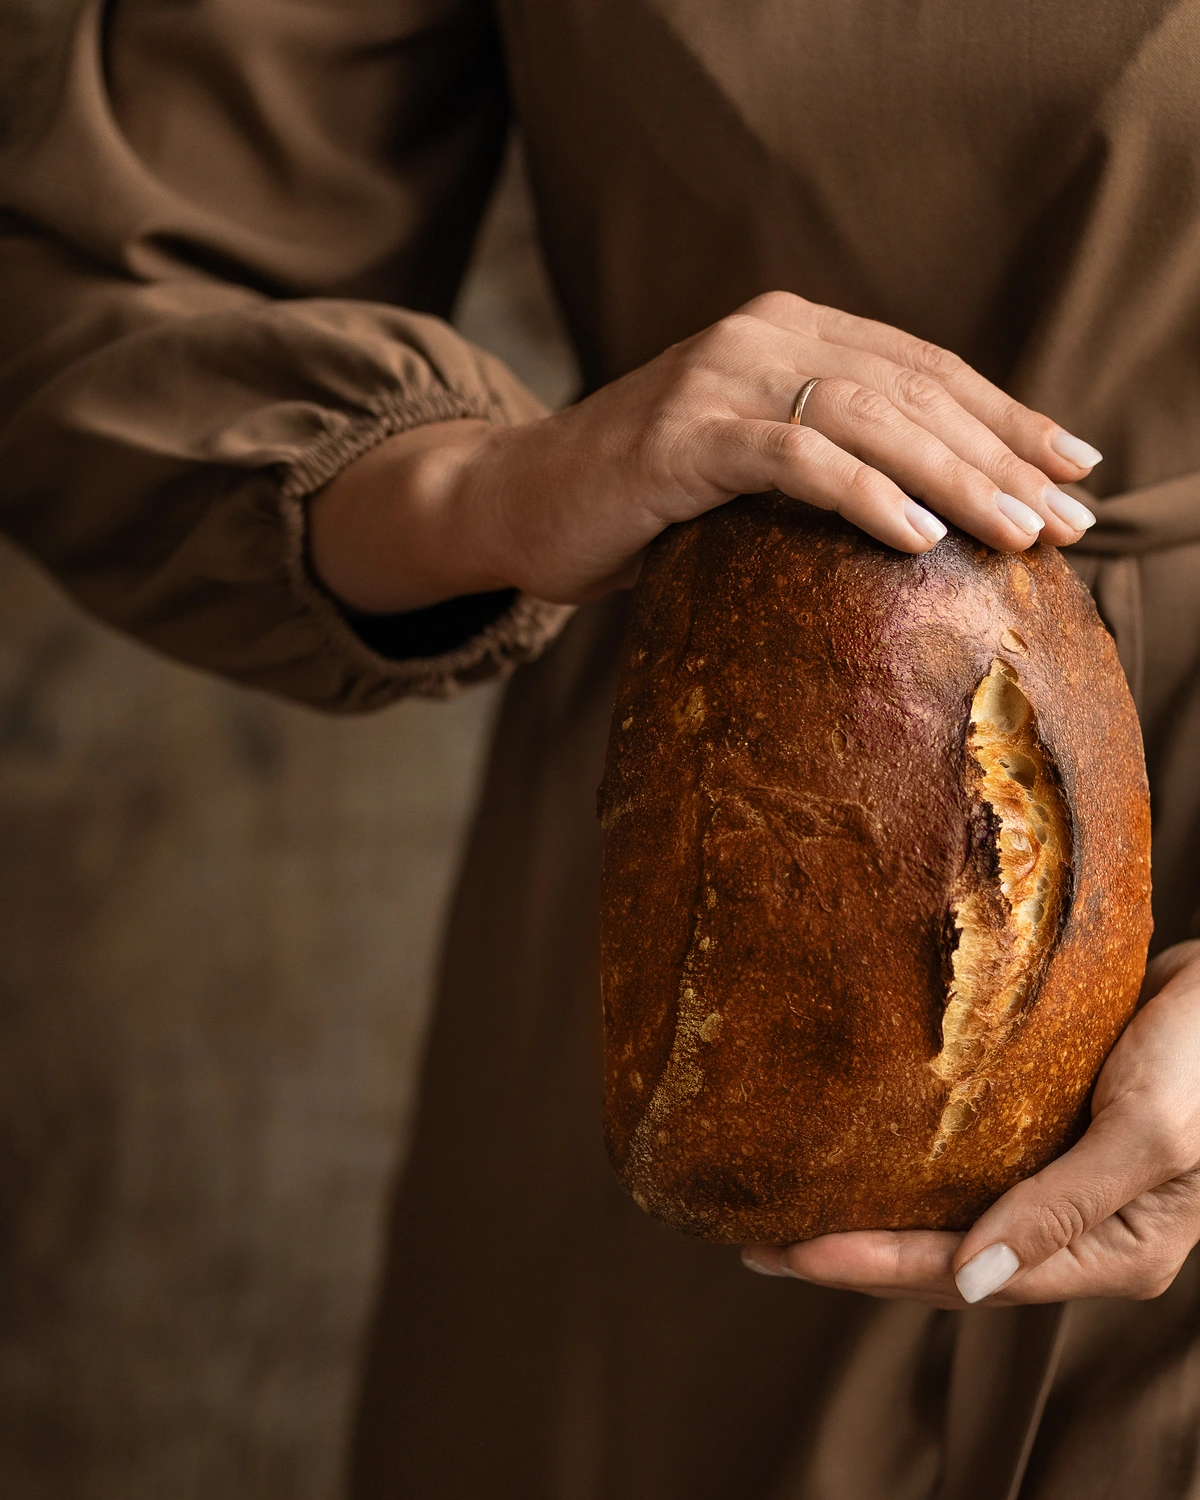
[1051,431,1103,469]
[1043,488,1097,530]
[996,493,1045,535]
[904,499,947,545]
[741,1250,791,1277]
[955,1243,1020,1304]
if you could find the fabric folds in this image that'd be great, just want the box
[0,0,572,709]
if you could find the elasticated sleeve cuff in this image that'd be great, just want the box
[275,387,574,702]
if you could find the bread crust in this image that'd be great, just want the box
[598,497,1153,1242]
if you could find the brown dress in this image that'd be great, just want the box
[3,1,1200,1495]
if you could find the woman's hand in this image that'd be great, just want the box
[309,292,1101,614]
[742,941,1200,1307]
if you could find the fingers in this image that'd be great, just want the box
[743,1230,966,1307]
[951,1097,1200,1303]
[811,304,1101,486]
[955,968,1200,1305]
[740,956,1200,1309]
[957,1114,1164,1283]
[1141,940,1200,1003]
[802,354,1092,547]
[794,377,1063,552]
[692,416,946,554]
[735,291,1104,491]
[692,313,1094,551]
[980,1175,1200,1304]
[741,1180,1200,1307]
[693,392,1051,556]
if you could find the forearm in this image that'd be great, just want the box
[307,419,505,614]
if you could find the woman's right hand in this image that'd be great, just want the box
[309,291,1101,615]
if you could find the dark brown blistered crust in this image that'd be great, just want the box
[597,496,1152,1243]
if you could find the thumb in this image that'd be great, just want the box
[950,1101,1184,1303]
[1141,939,1200,1003]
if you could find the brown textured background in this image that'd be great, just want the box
[0,144,577,1499]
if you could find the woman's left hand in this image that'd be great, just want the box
[743,940,1200,1306]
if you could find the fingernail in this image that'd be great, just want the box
[1051,431,1103,469]
[1043,487,1097,531]
[904,500,947,545]
[741,1250,792,1277]
[996,493,1045,535]
[955,1243,1020,1304]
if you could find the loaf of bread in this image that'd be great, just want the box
[598,496,1152,1242]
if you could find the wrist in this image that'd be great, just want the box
[308,419,504,614]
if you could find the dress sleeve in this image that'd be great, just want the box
[0,0,573,710]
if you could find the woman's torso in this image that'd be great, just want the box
[499,0,1200,502]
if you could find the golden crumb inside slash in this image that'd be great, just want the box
[930,660,1071,1154]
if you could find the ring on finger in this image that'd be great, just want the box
[790,377,823,427]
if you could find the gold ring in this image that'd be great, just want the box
[790,377,822,427]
